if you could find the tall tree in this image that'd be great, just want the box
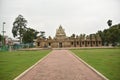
[12,15,27,43]
[107,20,112,27]
[22,28,39,43]
[96,23,120,46]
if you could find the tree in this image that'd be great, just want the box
[107,20,112,27]
[107,25,120,45]
[22,28,39,43]
[0,34,2,41]
[12,15,27,43]
[96,23,120,46]
[96,30,105,45]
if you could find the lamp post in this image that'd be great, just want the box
[2,22,6,47]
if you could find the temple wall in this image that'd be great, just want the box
[36,40,102,48]
[35,26,102,48]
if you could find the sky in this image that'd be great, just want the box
[0,0,120,38]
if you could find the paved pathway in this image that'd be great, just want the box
[16,50,106,80]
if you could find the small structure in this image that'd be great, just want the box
[35,25,102,48]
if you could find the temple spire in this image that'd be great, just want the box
[55,25,66,40]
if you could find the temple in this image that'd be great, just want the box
[35,25,102,48]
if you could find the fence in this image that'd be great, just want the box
[0,43,34,51]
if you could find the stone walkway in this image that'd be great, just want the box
[16,50,106,80]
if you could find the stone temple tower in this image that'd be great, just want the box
[55,25,66,40]
[36,25,102,48]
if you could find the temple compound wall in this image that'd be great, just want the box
[35,25,102,48]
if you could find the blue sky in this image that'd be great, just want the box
[0,0,120,38]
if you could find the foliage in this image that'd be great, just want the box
[12,15,27,43]
[107,20,112,27]
[96,23,120,46]
[71,48,120,80]
[0,50,50,80]
[0,34,2,41]
[22,28,39,43]
[69,21,120,46]
[12,15,40,44]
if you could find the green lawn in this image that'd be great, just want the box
[0,50,51,80]
[71,48,120,80]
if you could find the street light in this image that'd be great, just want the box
[2,22,6,46]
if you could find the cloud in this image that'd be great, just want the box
[0,0,120,38]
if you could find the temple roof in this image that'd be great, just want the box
[55,25,66,40]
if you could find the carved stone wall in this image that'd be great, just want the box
[36,26,102,48]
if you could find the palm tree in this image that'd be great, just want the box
[107,20,112,27]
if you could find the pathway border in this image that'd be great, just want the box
[14,51,52,80]
[69,50,109,80]
[14,50,109,80]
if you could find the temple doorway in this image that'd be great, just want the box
[59,42,62,48]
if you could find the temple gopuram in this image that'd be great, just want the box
[35,25,102,48]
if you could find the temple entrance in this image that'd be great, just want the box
[59,42,62,48]
[37,42,40,46]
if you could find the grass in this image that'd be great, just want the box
[0,50,51,80]
[71,48,120,80]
